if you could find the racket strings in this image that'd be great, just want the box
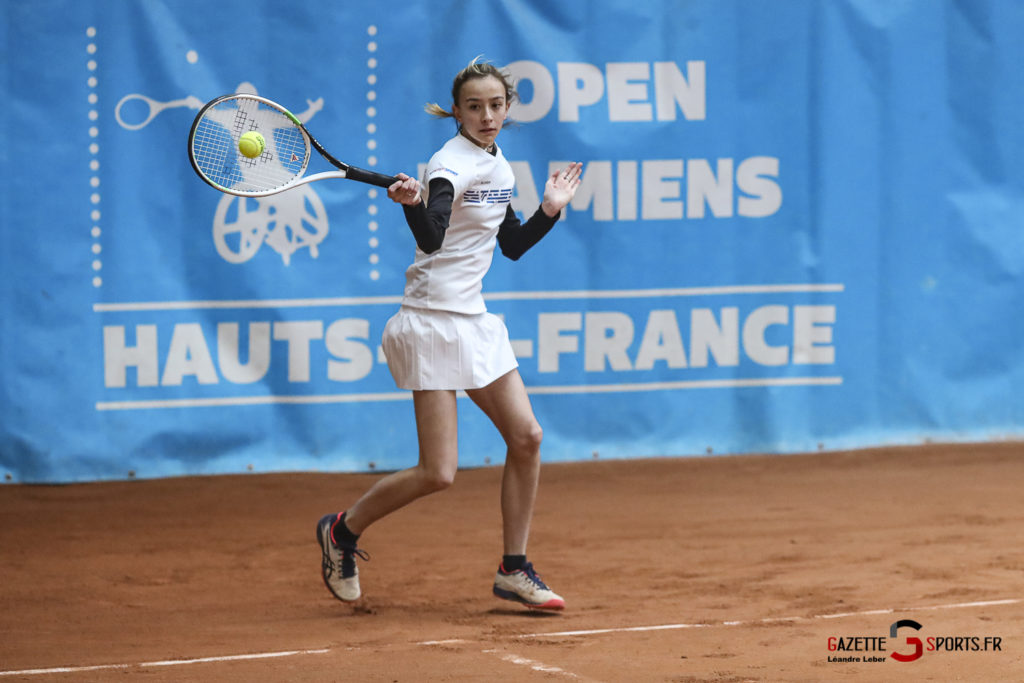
[190,96,310,194]
[229,110,270,169]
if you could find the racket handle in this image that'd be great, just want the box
[346,166,400,189]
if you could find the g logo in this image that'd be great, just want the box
[890,619,924,662]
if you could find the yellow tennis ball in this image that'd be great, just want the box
[238,131,265,158]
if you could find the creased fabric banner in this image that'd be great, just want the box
[1,0,1022,482]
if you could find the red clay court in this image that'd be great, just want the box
[2,442,1022,681]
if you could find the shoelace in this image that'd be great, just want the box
[322,538,370,577]
[339,546,370,578]
[520,562,550,590]
[342,547,370,562]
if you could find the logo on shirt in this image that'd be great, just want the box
[462,188,513,205]
[430,165,459,178]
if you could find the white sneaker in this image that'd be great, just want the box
[316,513,367,601]
[493,562,565,610]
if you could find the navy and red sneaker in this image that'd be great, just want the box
[316,513,368,601]
[493,562,565,610]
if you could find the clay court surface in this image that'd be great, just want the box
[2,442,1022,681]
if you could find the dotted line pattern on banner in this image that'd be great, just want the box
[366,25,381,282]
[87,26,102,288]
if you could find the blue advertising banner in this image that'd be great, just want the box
[2,0,1022,482]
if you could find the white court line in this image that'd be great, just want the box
[91,283,845,313]
[514,598,1022,639]
[815,597,1021,620]
[0,648,330,678]
[7,599,1014,678]
[483,650,583,679]
[418,598,1021,646]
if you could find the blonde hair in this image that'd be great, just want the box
[425,56,518,120]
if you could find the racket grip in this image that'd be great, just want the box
[346,166,400,189]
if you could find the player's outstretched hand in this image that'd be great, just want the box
[388,173,423,206]
[541,162,583,217]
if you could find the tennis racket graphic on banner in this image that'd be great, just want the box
[188,94,398,196]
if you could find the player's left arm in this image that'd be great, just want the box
[497,205,557,261]
[498,162,582,261]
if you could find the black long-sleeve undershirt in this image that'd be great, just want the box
[401,177,561,261]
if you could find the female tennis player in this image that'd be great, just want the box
[316,57,582,610]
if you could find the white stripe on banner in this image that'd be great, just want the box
[94,377,842,411]
[525,376,843,395]
[91,283,845,312]
[92,295,404,312]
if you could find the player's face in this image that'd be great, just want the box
[453,75,509,150]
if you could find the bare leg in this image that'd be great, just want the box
[343,390,459,535]
[467,370,543,555]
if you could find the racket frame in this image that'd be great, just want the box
[188,94,398,197]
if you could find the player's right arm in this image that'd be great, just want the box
[394,177,455,254]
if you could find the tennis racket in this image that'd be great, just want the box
[188,93,398,196]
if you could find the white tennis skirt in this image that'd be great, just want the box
[381,306,519,391]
